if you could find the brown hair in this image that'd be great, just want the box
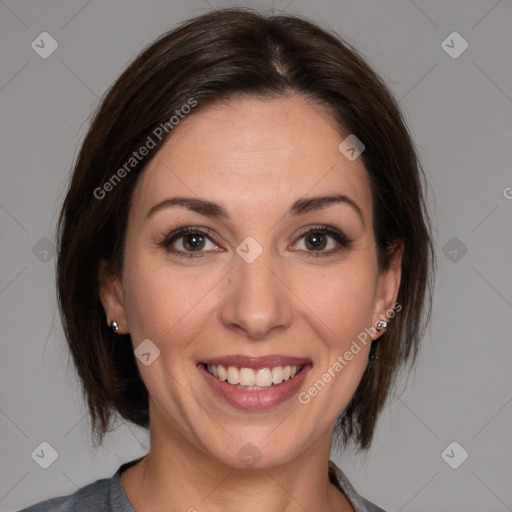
[56,7,435,449]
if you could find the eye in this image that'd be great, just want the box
[291,225,353,256]
[159,226,222,257]
[158,224,353,259]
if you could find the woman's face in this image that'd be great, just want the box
[100,95,401,468]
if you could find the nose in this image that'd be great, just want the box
[219,250,293,340]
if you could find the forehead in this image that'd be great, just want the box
[131,95,372,222]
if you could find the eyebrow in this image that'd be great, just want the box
[145,194,364,224]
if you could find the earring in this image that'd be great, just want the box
[376,320,388,331]
[109,320,119,334]
[371,320,388,360]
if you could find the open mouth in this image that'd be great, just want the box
[202,363,306,390]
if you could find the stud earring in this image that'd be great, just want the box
[376,320,388,331]
[109,320,119,334]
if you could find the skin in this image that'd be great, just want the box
[99,94,402,512]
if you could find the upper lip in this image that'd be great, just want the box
[200,355,312,370]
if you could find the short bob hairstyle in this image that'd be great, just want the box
[56,7,435,450]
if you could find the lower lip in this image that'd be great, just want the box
[198,363,312,411]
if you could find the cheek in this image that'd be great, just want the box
[122,251,219,346]
[298,258,378,340]
[295,263,377,418]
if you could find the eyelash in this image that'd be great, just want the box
[157,224,354,259]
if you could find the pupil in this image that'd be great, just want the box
[306,233,326,250]
[184,234,204,251]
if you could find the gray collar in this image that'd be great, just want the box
[111,458,384,512]
[329,460,385,512]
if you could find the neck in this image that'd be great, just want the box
[120,406,353,512]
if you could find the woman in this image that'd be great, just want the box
[20,7,434,512]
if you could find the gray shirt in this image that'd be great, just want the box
[18,458,385,512]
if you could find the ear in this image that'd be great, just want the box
[372,242,403,337]
[98,259,129,334]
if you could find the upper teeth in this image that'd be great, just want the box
[206,364,303,387]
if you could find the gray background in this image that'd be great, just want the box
[1,0,511,510]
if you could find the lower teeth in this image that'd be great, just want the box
[234,384,270,390]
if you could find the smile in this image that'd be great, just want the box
[198,359,312,410]
[205,364,304,389]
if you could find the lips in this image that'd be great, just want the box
[200,354,312,369]
[199,362,311,410]
[198,355,313,410]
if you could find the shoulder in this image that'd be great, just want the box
[17,475,116,512]
[17,476,111,512]
[17,459,139,512]
[328,459,387,512]
[359,495,387,512]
